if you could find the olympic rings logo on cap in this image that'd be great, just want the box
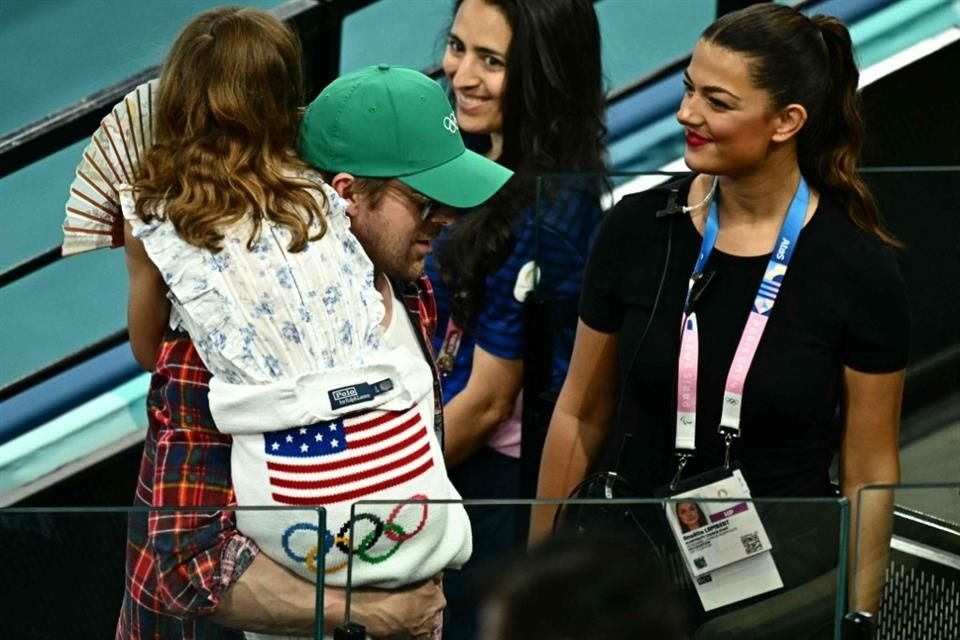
[443,112,459,134]
[281,495,431,574]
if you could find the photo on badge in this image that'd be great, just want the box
[674,499,710,536]
[665,470,773,578]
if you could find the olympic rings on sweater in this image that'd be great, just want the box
[280,495,431,573]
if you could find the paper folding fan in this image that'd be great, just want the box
[61,79,157,256]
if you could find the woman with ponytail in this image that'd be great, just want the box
[535,2,906,629]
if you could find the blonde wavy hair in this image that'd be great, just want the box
[135,6,325,253]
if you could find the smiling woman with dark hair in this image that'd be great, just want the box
[534,2,907,632]
[425,0,607,636]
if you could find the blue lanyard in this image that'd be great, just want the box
[673,176,810,476]
[687,176,809,311]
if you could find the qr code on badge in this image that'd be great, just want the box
[741,532,762,554]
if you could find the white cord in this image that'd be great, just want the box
[682,176,719,213]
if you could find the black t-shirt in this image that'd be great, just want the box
[580,175,909,497]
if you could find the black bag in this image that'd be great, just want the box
[554,468,674,562]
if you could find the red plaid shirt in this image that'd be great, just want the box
[116,275,442,639]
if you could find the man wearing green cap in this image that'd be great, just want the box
[113,65,511,640]
[299,64,511,287]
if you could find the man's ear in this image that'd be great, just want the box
[329,173,357,215]
[771,103,808,144]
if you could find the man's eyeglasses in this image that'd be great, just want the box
[386,180,446,221]
[405,189,442,221]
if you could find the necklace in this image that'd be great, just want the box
[683,176,719,214]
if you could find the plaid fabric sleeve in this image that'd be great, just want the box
[402,275,445,448]
[409,273,438,346]
[146,332,260,618]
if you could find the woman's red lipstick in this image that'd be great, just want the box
[685,131,711,147]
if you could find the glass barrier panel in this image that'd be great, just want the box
[853,483,960,640]
[0,506,327,639]
[344,496,848,640]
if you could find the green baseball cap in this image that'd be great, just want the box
[298,64,512,209]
